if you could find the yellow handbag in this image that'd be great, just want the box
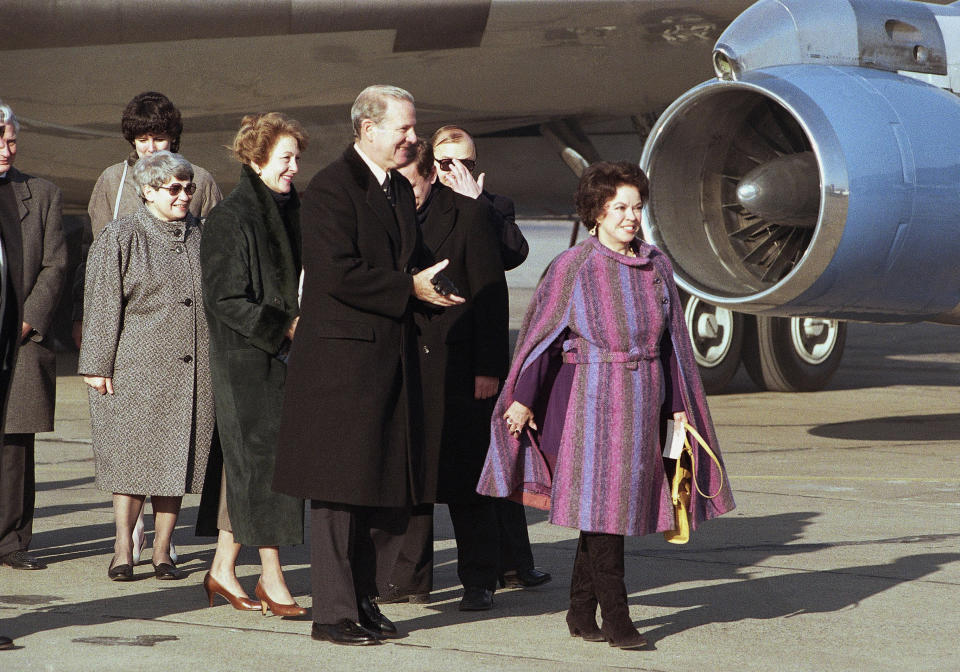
[664,422,725,544]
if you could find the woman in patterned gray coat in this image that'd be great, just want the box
[79,151,214,582]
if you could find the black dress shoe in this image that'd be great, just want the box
[499,567,552,588]
[107,558,134,581]
[357,595,399,638]
[459,587,494,611]
[0,635,13,650]
[152,562,184,580]
[375,583,430,604]
[1,550,46,570]
[311,620,381,646]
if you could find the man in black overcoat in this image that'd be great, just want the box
[381,139,508,611]
[0,117,26,651]
[272,86,463,646]
[430,126,552,589]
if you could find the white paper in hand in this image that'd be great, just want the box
[662,419,686,459]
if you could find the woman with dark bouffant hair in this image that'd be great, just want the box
[478,161,735,648]
[197,113,308,616]
[79,91,222,567]
[87,91,221,240]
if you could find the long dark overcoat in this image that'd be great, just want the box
[273,146,424,507]
[415,184,509,503]
[4,168,67,433]
[199,164,304,546]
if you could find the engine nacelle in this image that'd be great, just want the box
[640,1,960,325]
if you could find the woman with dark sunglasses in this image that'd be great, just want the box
[79,151,216,581]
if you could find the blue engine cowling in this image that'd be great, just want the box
[639,64,960,324]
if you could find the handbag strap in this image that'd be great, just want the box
[682,422,725,500]
[113,162,128,221]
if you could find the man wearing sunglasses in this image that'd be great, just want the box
[429,126,551,591]
[430,126,528,271]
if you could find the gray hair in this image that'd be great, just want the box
[132,150,194,201]
[0,100,20,134]
[351,85,414,138]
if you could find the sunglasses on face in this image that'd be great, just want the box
[436,158,477,172]
[156,183,197,196]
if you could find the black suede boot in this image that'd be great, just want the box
[587,533,647,649]
[566,533,604,641]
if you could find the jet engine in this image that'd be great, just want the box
[638,0,960,391]
[641,65,960,324]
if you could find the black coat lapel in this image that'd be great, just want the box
[392,169,419,271]
[421,185,457,254]
[344,147,401,253]
[10,168,29,222]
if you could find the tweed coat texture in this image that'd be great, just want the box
[477,237,735,536]
[199,164,303,546]
[273,145,425,507]
[415,183,509,503]
[79,206,214,496]
[88,158,221,239]
[73,157,221,322]
[3,168,67,433]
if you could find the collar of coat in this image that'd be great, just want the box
[341,144,418,268]
[5,167,32,222]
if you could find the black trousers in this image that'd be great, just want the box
[382,496,500,593]
[310,501,410,624]
[0,433,35,557]
[494,499,535,573]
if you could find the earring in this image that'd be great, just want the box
[589,224,597,236]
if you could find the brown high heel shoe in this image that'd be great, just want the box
[255,579,307,617]
[203,572,260,611]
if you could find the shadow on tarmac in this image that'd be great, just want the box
[809,413,960,441]
[5,502,960,651]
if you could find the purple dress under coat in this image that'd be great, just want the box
[477,237,735,536]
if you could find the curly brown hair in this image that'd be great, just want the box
[121,92,183,152]
[575,161,649,230]
[231,112,308,167]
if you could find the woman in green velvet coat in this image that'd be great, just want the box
[198,113,308,616]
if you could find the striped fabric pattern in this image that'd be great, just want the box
[477,237,735,536]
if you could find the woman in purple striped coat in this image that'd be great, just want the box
[477,162,735,649]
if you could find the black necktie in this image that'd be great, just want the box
[381,175,395,206]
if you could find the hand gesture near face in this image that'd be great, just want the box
[437,158,485,199]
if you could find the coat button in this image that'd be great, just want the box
[654,277,662,284]
[181,355,193,363]
[273,297,282,306]
[173,229,183,237]
[182,298,192,306]
[661,297,668,304]
[175,245,185,253]
[422,345,430,354]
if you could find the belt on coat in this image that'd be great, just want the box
[561,346,660,370]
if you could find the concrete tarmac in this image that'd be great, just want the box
[2,225,959,671]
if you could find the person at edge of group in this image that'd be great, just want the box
[272,85,464,646]
[74,91,222,566]
[79,151,215,582]
[0,101,67,577]
[379,137,508,611]
[430,125,552,590]
[0,114,26,652]
[477,161,736,649]
[196,112,308,617]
